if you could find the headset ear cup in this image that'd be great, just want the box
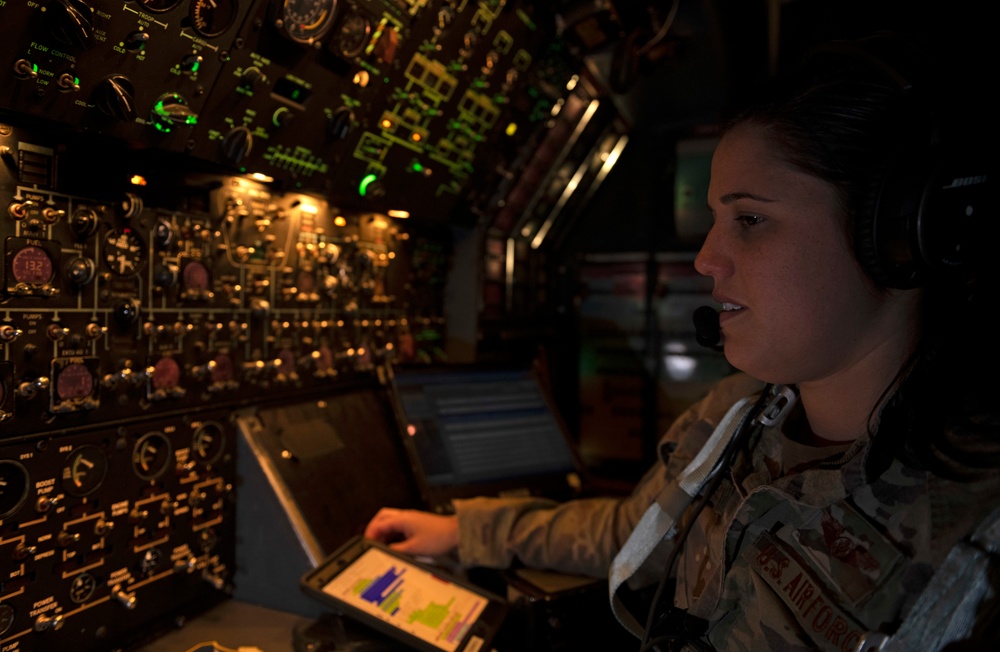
[854,175,896,287]
[859,153,936,289]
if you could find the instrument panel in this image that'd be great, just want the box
[0,0,584,649]
[0,0,571,222]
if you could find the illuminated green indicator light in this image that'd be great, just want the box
[358,173,378,196]
[411,162,424,173]
[190,61,201,73]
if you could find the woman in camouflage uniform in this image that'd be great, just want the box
[366,33,1000,651]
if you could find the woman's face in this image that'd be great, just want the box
[695,124,915,386]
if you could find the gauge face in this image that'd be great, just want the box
[11,246,54,285]
[211,353,234,384]
[0,603,14,637]
[334,9,370,57]
[138,0,183,12]
[102,228,145,276]
[152,357,180,390]
[297,270,316,293]
[133,431,173,480]
[189,0,239,38]
[56,363,95,400]
[70,572,97,604]
[61,444,109,497]
[278,348,295,373]
[0,460,30,519]
[192,421,226,464]
[182,260,210,290]
[279,0,338,44]
[317,345,334,371]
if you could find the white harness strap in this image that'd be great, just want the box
[608,396,756,637]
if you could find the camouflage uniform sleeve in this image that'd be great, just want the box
[453,372,763,578]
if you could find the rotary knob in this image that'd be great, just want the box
[65,257,96,286]
[241,66,267,89]
[113,299,140,328]
[93,75,137,121]
[70,207,99,237]
[221,126,253,165]
[150,93,198,133]
[328,106,355,140]
[46,0,96,50]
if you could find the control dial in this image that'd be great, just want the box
[138,0,182,12]
[46,0,97,50]
[332,7,370,58]
[0,460,30,519]
[221,126,253,165]
[103,227,145,276]
[151,93,199,132]
[61,444,109,497]
[133,431,173,480]
[275,0,338,46]
[192,421,226,465]
[189,0,239,38]
[93,75,137,121]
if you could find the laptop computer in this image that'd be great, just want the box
[386,365,588,513]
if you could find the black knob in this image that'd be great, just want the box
[241,66,267,89]
[65,257,96,286]
[153,264,177,288]
[69,208,99,237]
[113,300,139,327]
[93,75,136,121]
[180,54,203,74]
[46,0,96,50]
[329,106,355,140]
[221,126,253,165]
[151,93,198,132]
[125,30,151,51]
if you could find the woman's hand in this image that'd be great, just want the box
[363,507,459,557]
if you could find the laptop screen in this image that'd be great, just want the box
[389,366,584,510]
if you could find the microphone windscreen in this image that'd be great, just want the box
[693,306,721,348]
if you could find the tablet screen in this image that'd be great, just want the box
[318,546,489,652]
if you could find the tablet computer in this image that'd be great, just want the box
[300,535,508,652]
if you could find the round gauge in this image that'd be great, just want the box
[296,270,316,293]
[133,431,173,480]
[70,572,97,604]
[61,444,109,497]
[334,8,370,57]
[138,0,183,12]
[0,603,14,638]
[317,345,334,372]
[56,363,95,400]
[182,260,210,290]
[277,0,338,45]
[11,246,54,285]
[0,460,30,519]
[211,353,234,384]
[102,228,146,276]
[152,357,180,390]
[192,421,226,464]
[278,348,295,373]
[189,0,239,38]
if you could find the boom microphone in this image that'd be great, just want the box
[693,306,722,348]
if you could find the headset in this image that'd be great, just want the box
[803,33,993,290]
